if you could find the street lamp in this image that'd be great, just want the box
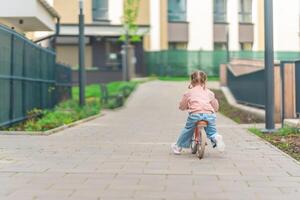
[78,0,86,106]
[263,0,275,132]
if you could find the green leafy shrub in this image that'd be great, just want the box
[10,98,101,132]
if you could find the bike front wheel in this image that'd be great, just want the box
[197,127,207,159]
[191,140,198,154]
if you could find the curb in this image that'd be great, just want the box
[0,113,104,136]
[284,119,300,128]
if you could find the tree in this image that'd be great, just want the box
[120,0,141,43]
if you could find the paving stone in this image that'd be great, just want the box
[0,81,299,199]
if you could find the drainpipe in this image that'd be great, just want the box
[52,17,60,50]
[34,16,60,49]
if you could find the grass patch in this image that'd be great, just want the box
[158,76,219,81]
[72,81,139,99]
[213,89,264,124]
[72,81,138,109]
[249,127,300,161]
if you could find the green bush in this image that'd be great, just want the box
[6,81,139,132]
[8,98,100,132]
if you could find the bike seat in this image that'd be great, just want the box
[196,120,208,126]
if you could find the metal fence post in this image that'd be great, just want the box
[22,41,26,118]
[9,34,14,123]
[280,61,285,128]
[39,49,43,109]
[79,0,86,106]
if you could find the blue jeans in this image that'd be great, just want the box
[176,113,218,148]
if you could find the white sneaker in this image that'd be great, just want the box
[171,143,182,155]
[215,135,225,152]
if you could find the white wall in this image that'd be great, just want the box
[46,0,53,6]
[150,0,161,50]
[273,0,300,51]
[227,0,239,51]
[0,0,35,17]
[187,0,213,50]
[108,0,124,24]
[0,0,55,31]
[252,0,259,51]
[36,0,56,30]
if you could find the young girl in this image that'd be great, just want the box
[171,71,225,154]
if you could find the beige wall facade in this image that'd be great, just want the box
[54,0,150,26]
[138,0,151,50]
[54,0,93,24]
[257,0,264,50]
[160,0,168,50]
[136,0,150,25]
[56,45,93,68]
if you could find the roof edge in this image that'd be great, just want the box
[38,0,60,18]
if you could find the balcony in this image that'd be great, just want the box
[168,22,189,42]
[0,0,59,32]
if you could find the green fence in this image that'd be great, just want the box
[145,50,300,76]
[0,25,72,127]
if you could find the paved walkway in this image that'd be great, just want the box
[0,81,300,200]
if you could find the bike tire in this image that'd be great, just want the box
[197,127,207,159]
[191,140,198,154]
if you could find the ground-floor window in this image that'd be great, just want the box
[168,42,187,50]
[214,42,227,50]
[104,38,122,71]
[240,42,253,51]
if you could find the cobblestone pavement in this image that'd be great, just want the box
[0,81,299,200]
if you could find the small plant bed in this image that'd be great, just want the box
[3,99,100,132]
[249,127,300,161]
[212,89,264,124]
[3,81,139,132]
[158,76,219,81]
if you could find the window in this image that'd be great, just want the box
[214,0,227,23]
[214,42,227,50]
[93,0,108,21]
[104,38,122,71]
[240,42,253,50]
[169,42,187,50]
[239,0,252,23]
[168,0,187,22]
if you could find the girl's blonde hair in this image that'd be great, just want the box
[188,71,207,89]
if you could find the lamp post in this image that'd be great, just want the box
[78,0,86,106]
[226,24,230,63]
[263,0,275,132]
[122,26,130,81]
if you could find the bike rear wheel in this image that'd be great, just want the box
[197,127,207,159]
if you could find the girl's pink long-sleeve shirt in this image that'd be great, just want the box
[179,85,219,114]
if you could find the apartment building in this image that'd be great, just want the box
[0,0,59,38]
[45,0,150,83]
[148,0,300,52]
